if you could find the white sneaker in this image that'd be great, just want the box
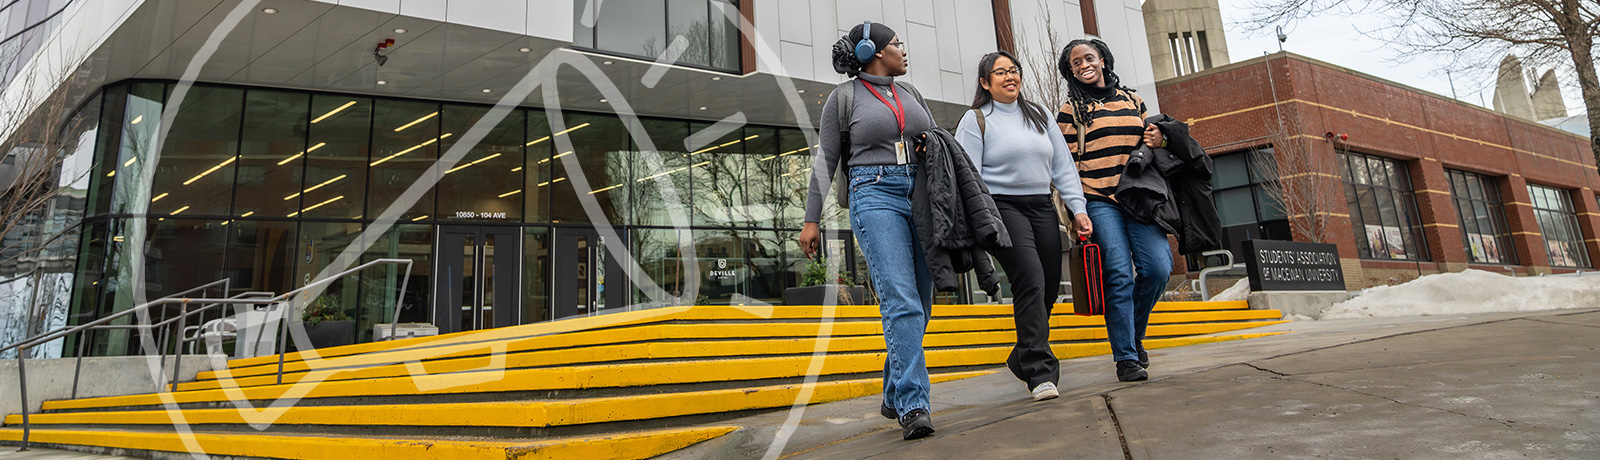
[1031,382,1059,401]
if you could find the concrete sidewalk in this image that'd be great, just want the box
[672,308,1600,459]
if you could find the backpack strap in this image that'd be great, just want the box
[971,108,986,137]
[832,79,856,209]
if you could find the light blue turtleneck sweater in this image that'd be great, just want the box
[954,100,1089,216]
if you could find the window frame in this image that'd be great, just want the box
[1339,151,1431,261]
[1527,183,1591,268]
[571,0,743,74]
[1446,169,1516,265]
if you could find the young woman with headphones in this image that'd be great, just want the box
[800,20,938,440]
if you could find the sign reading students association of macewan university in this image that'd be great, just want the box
[1242,239,1346,291]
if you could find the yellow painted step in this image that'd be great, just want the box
[199,308,1279,382]
[13,372,992,428]
[220,302,1251,370]
[43,332,1283,412]
[177,321,1282,392]
[0,425,737,460]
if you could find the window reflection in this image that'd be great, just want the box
[632,119,692,227]
[303,95,370,219]
[370,100,440,221]
[549,113,628,224]
[149,86,242,217]
[580,0,742,71]
[361,224,432,341]
[235,90,309,218]
[440,105,524,222]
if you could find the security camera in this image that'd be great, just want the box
[1276,26,1287,44]
[373,38,395,66]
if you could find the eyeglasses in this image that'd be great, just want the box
[990,66,1020,77]
[887,41,906,53]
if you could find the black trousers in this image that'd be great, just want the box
[991,194,1064,389]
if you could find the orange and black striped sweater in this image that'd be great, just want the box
[1057,88,1147,203]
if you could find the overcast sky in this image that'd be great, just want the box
[1212,0,1589,116]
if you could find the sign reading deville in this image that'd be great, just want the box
[1242,239,1345,291]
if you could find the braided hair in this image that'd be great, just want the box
[1057,38,1137,128]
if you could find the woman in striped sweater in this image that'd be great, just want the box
[1057,38,1170,382]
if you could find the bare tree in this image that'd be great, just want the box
[0,38,96,357]
[1242,0,1600,168]
[1248,112,1345,243]
[1016,0,1082,229]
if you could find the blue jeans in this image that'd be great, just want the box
[1086,200,1172,363]
[848,165,934,416]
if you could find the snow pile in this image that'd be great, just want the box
[1210,279,1250,302]
[1322,269,1600,319]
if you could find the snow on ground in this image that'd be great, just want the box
[1322,269,1600,319]
[1210,279,1250,302]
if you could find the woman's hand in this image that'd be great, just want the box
[799,222,822,259]
[1073,213,1094,240]
[1142,124,1164,148]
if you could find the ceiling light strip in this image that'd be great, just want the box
[393,111,439,132]
[311,101,358,124]
[182,156,238,185]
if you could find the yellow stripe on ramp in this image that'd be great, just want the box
[14,372,992,428]
[0,426,738,460]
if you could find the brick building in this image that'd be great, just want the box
[1158,52,1599,290]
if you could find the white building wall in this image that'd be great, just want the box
[753,0,995,106]
[1010,0,1161,114]
[313,0,573,42]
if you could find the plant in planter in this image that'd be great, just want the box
[783,257,866,305]
[301,295,354,349]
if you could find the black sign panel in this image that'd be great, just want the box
[1243,239,1345,291]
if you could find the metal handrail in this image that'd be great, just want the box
[9,258,414,452]
[0,278,230,354]
[1197,249,1247,301]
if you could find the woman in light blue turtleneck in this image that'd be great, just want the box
[954,51,1094,402]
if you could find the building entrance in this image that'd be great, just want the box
[552,227,624,320]
[435,225,521,333]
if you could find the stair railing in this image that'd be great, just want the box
[0,258,413,452]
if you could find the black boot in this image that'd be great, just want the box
[880,401,896,419]
[898,408,935,440]
[1116,360,1148,382]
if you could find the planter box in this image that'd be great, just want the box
[783,285,867,305]
[303,320,355,349]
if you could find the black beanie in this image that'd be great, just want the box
[847,22,897,63]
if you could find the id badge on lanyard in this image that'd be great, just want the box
[863,81,909,165]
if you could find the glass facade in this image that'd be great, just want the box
[1339,152,1429,261]
[47,80,849,355]
[575,0,742,72]
[1447,170,1516,265]
[1203,147,1289,269]
[1527,184,1590,268]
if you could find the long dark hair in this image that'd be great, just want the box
[969,51,1050,133]
[1058,38,1137,128]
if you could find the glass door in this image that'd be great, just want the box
[552,227,624,319]
[435,225,521,333]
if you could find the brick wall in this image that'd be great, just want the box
[1156,53,1598,289]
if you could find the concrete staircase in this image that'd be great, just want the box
[0,301,1284,459]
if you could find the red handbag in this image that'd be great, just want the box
[1068,236,1106,316]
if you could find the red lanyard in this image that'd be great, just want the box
[861,80,905,135]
